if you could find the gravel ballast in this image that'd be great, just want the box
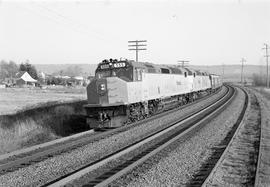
[0,88,227,186]
[111,87,246,186]
[250,88,270,186]
[203,90,260,186]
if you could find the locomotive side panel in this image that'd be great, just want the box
[143,73,193,100]
[175,75,192,94]
[107,77,128,104]
[209,74,222,90]
[193,75,202,92]
[144,73,166,99]
[205,76,212,90]
[181,75,193,93]
[126,81,144,103]
[193,75,211,92]
[186,76,194,92]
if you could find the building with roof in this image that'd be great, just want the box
[15,71,37,87]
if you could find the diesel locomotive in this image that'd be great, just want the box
[84,59,222,129]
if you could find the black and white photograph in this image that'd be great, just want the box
[0,0,270,186]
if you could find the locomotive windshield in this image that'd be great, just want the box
[96,70,111,78]
[95,60,133,81]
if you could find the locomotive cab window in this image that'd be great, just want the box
[138,69,142,81]
[96,70,110,78]
[161,68,170,74]
[134,68,137,81]
[134,68,142,81]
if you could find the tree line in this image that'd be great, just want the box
[1,60,88,86]
[56,65,82,77]
[0,60,38,80]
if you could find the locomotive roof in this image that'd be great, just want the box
[97,59,208,75]
[128,60,208,75]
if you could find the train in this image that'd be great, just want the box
[84,59,222,129]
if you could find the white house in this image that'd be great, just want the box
[16,71,37,86]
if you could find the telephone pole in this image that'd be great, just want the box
[263,43,269,88]
[222,63,225,82]
[177,60,189,68]
[128,40,147,62]
[241,58,246,85]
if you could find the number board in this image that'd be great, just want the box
[113,62,126,68]
[100,64,110,69]
[100,62,126,69]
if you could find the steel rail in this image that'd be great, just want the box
[45,85,235,187]
[0,87,225,174]
[201,86,250,187]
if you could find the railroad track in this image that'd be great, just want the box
[0,86,224,175]
[43,85,235,187]
[186,87,262,187]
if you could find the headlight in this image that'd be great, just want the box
[100,84,105,91]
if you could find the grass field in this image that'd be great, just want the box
[0,86,87,115]
[0,86,88,155]
[257,87,270,100]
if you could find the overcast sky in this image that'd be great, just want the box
[0,0,269,65]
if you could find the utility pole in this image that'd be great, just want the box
[177,60,189,68]
[263,43,269,88]
[128,40,147,62]
[222,63,225,82]
[241,58,246,85]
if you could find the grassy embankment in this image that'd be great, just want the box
[255,87,270,99]
[0,87,88,155]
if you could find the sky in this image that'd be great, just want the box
[0,0,269,66]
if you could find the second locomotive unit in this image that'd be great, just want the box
[84,59,222,129]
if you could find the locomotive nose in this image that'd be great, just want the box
[86,78,108,105]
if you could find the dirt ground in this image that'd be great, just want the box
[0,86,87,115]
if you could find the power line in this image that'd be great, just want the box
[262,43,269,88]
[18,2,126,46]
[30,2,116,42]
[128,40,147,62]
[14,3,92,38]
[9,3,108,63]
